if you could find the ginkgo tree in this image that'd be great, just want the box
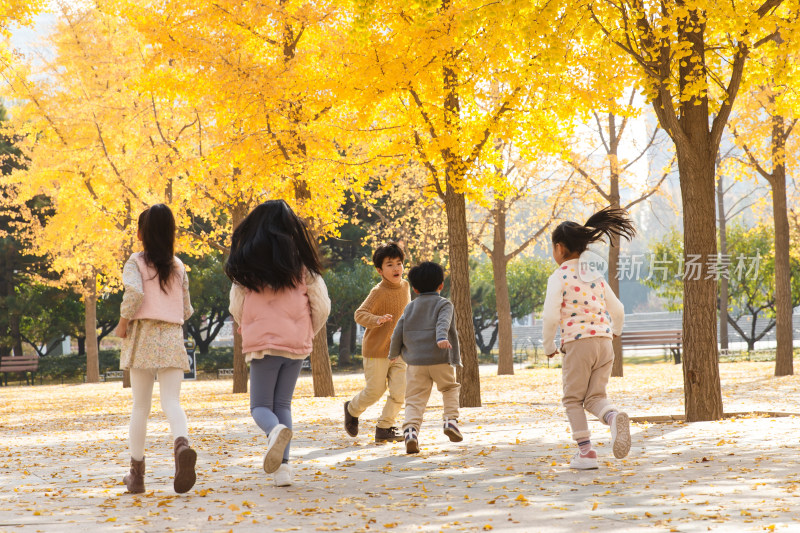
[587,0,800,421]
[469,147,574,376]
[1,6,200,382]
[347,0,592,406]
[102,0,359,395]
[730,45,799,377]
[568,92,673,377]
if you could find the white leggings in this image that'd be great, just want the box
[129,368,188,460]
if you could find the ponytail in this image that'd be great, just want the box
[551,206,636,254]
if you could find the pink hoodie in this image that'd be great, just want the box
[131,253,186,325]
[240,279,314,355]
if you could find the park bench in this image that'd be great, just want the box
[218,368,234,378]
[621,330,683,364]
[105,371,124,381]
[0,355,39,386]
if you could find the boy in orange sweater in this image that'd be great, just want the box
[344,242,410,442]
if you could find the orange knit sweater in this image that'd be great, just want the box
[354,279,411,358]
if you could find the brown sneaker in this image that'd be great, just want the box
[173,437,197,494]
[123,457,145,494]
[344,401,358,437]
[375,426,403,443]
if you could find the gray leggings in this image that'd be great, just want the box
[249,356,303,461]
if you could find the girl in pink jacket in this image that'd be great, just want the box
[226,200,330,487]
[541,206,635,470]
[116,204,196,494]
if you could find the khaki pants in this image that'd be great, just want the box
[403,363,460,432]
[348,357,407,429]
[561,337,617,442]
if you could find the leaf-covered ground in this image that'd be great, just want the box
[2,361,799,532]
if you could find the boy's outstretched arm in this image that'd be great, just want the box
[354,288,391,328]
[447,309,461,366]
[435,301,454,346]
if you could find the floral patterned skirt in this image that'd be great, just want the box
[120,319,189,371]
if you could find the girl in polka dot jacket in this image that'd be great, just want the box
[541,206,636,470]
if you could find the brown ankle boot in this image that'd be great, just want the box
[123,457,145,494]
[173,436,197,494]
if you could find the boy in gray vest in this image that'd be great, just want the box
[388,261,462,454]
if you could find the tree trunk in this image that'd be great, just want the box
[231,202,249,394]
[492,207,514,376]
[663,12,723,422]
[310,326,335,397]
[771,115,793,376]
[675,147,723,421]
[9,314,23,357]
[445,184,481,407]
[608,239,623,376]
[607,114,624,377]
[349,322,357,357]
[441,29,480,406]
[716,173,730,351]
[608,185,623,378]
[197,338,211,355]
[339,322,352,367]
[84,275,100,383]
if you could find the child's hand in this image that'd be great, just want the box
[437,339,452,349]
[546,351,557,358]
[115,321,128,339]
[376,314,393,326]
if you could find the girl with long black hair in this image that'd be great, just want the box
[226,200,330,487]
[541,206,636,470]
[116,204,196,494]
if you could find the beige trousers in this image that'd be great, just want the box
[403,363,460,432]
[561,337,617,441]
[348,356,407,429]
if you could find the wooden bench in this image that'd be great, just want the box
[0,355,40,386]
[105,371,124,381]
[621,330,683,364]
[218,368,234,378]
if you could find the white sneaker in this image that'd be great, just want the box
[610,412,631,459]
[273,463,292,487]
[569,450,598,470]
[263,424,292,474]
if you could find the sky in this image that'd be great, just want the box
[9,12,55,56]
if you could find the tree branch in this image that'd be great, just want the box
[624,156,673,210]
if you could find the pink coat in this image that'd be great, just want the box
[131,253,186,325]
[240,279,314,355]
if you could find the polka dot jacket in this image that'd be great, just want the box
[541,258,624,355]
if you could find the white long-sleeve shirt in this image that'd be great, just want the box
[541,258,624,355]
